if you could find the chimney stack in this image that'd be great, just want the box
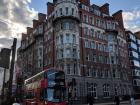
[27,27,33,35]
[21,33,27,40]
[112,10,124,28]
[33,19,38,28]
[38,13,46,22]
[47,2,54,16]
[79,0,90,6]
[100,3,109,15]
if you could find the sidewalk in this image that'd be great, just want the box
[74,99,140,105]
[93,101,128,105]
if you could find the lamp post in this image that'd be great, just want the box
[68,78,76,105]
[8,38,17,99]
[80,64,87,103]
[1,68,6,99]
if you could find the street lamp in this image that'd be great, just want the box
[67,78,76,105]
[80,64,87,103]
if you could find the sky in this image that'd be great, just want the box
[0,0,140,49]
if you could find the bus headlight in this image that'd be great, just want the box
[45,101,48,105]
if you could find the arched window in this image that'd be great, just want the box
[103,84,110,97]
[66,64,71,75]
[66,7,69,15]
[60,34,63,44]
[121,86,125,95]
[115,85,119,96]
[60,8,63,15]
[72,8,74,15]
[87,83,97,97]
[72,34,76,43]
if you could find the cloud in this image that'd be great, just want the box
[0,38,13,48]
[0,20,10,38]
[0,38,21,50]
[123,7,140,32]
[0,0,38,49]
[47,0,53,2]
[0,44,4,49]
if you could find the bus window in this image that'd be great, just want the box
[47,71,56,79]
[48,80,56,87]
[46,71,65,80]
[55,72,65,80]
[47,88,66,102]
[40,89,47,101]
[40,89,44,101]
[44,89,47,100]
[25,91,35,99]
[48,80,65,87]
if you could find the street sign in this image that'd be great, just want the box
[0,48,11,69]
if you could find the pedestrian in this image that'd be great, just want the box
[87,94,95,105]
[87,94,90,105]
[91,96,95,105]
[114,95,120,105]
[1,98,9,105]
[130,96,136,105]
[89,95,94,105]
[12,98,21,105]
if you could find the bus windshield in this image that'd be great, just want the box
[47,87,66,102]
[46,71,65,80]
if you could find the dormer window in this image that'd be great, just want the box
[66,7,68,15]
[56,10,58,17]
[60,8,62,15]
[72,8,74,15]
[84,15,88,23]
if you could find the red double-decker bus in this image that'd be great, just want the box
[23,68,67,105]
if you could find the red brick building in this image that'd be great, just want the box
[18,0,132,103]
[18,13,46,78]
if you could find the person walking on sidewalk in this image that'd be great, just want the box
[87,94,90,105]
[114,95,120,105]
[130,96,136,105]
[87,94,94,105]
